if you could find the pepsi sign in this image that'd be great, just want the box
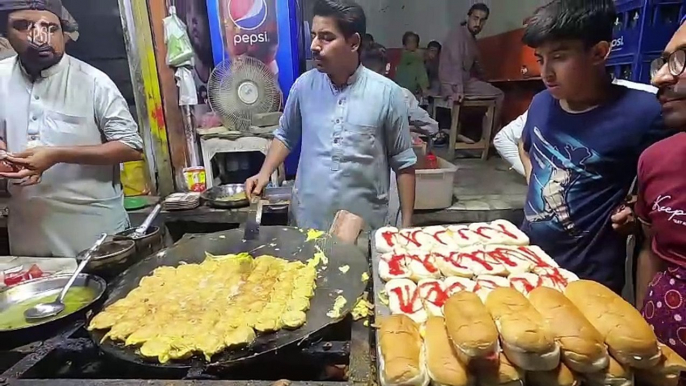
[207,0,304,175]
[228,0,270,45]
[611,36,624,51]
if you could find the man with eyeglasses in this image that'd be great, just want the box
[634,15,686,362]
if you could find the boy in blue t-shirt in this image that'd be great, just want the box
[518,0,667,294]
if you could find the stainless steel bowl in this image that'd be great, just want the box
[201,183,250,209]
[0,274,106,331]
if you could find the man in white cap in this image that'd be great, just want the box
[0,0,143,257]
[0,2,76,60]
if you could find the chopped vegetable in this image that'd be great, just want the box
[361,272,369,282]
[3,264,43,287]
[339,265,350,274]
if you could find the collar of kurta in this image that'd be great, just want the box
[17,54,67,79]
[328,64,364,91]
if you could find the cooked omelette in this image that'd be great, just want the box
[88,254,317,363]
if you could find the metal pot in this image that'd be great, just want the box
[114,226,164,258]
[78,240,136,280]
[0,274,106,349]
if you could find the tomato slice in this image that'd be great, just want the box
[25,264,44,280]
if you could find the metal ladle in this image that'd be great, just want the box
[24,233,108,321]
[130,203,162,239]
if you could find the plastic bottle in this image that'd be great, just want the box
[425,153,439,169]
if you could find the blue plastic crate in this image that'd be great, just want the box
[606,52,660,85]
[611,0,647,57]
[642,0,682,52]
[637,53,661,84]
[607,54,638,81]
[609,0,682,59]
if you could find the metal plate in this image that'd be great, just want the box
[0,274,107,349]
[89,226,368,369]
[201,184,250,209]
[0,274,106,331]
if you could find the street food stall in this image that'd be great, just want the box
[1,218,683,385]
[0,223,374,385]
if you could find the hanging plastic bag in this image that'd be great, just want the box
[163,6,194,67]
[175,67,198,106]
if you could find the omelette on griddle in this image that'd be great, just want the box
[88,253,317,363]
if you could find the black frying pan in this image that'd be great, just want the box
[88,226,368,370]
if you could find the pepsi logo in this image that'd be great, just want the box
[611,36,624,49]
[228,0,268,31]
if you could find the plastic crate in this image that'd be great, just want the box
[606,54,638,81]
[611,0,645,57]
[609,0,681,59]
[642,0,682,53]
[414,157,457,210]
[606,53,659,85]
[637,53,661,84]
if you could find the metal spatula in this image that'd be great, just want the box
[243,196,264,241]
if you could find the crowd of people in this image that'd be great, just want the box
[243,0,686,371]
[359,3,504,145]
[1,0,685,374]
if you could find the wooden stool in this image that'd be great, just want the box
[433,96,498,160]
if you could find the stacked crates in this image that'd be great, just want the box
[606,0,685,84]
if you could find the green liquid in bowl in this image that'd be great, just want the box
[0,287,95,330]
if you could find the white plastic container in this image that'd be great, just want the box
[414,157,457,210]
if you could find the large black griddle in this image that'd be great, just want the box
[88,226,368,370]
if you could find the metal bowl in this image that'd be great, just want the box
[201,184,250,209]
[78,240,137,282]
[80,240,136,270]
[114,226,164,258]
[0,274,106,348]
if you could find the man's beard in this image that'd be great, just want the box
[20,45,63,73]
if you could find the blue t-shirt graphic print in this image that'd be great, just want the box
[521,86,666,293]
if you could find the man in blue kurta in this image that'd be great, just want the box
[245,0,417,232]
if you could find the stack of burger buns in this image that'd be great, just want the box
[378,314,428,386]
[484,287,560,371]
[376,221,581,324]
[377,279,686,386]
